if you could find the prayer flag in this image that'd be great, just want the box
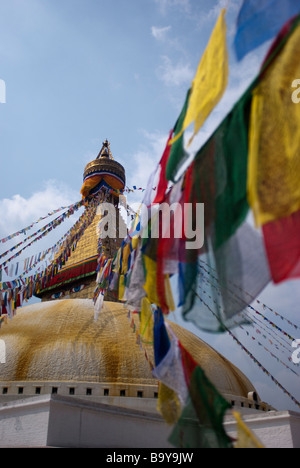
[248,21,300,226]
[152,325,188,406]
[152,130,173,204]
[140,297,154,344]
[233,412,264,448]
[213,93,251,249]
[169,366,232,448]
[234,0,300,61]
[186,221,270,333]
[170,9,228,146]
[262,209,300,283]
[153,308,170,367]
[165,89,191,182]
[156,382,182,425]
[178,341,198,388]
[143,255,160,306]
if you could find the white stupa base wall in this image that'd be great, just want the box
[225,410,300,449]
[0,394,299,448]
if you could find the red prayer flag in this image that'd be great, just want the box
[262,209,300,283]
[179,341,198,389]
[152,130,173,205]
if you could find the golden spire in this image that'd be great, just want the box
[96,139,114,160]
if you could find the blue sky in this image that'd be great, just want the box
[0,0,299,413]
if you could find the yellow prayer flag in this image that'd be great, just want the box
[121,243,131,274]
[140,297,154,344]
[170,8,228,146]
[144,256,160,306]
[248,23,300,227]
[165,275,175,312]
[157,382,181,425]
[118,274,125,301]
[143,256,175,311]
[233,412,264,449]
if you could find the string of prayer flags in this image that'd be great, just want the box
[236,322,299,377]
[262,209,300,284]
[91,5,299,341]
[124,185,156,194]
[255,300,300,332]
[82,3,300,420]
[0,193,101,317]
[189,222,271,334]
[247,16,300,227]
[0,198,86,268]
[234,0,300,61]
[225,318,300,409]
[0,203,77,244]
[172,95,271,331]
[196,292,300,409]
[170,8,228,147]
[199,265,297,349]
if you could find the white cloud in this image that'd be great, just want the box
[0,180,83,283]
[157,55,194,87]
[151,25,172,41]
[128,130,167,185]
[0,180,79,239]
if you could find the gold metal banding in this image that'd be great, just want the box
[83,159,126,185]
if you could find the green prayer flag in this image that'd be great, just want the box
[214,92,251,249]
[169,366,232,448]
[166,89,191,182]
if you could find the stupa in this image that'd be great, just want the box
[0,140,292,449]
[36,140,126,303]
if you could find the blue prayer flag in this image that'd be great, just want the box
[153,308,170,366]
[234,0,300,60]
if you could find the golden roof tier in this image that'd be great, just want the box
[81,140,126,199]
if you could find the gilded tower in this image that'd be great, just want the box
[37,140,126,302]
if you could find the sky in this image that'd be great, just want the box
[0,0,299,413]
